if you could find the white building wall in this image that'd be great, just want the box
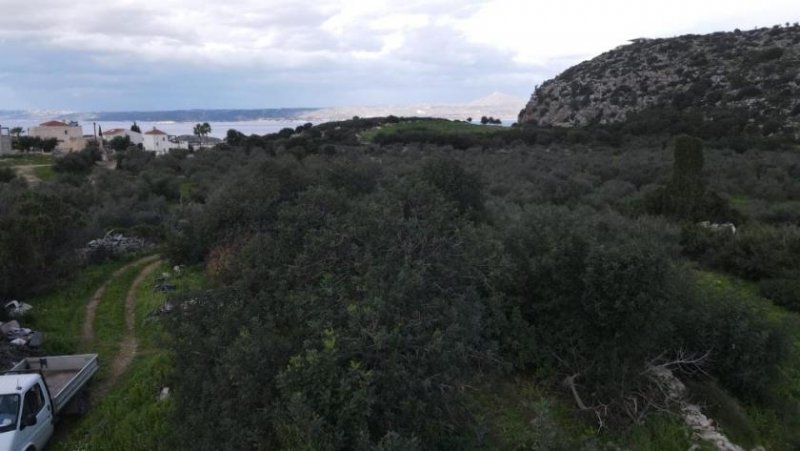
[0,128,11,155]
[127,130,144,146]
[143,134,170,155]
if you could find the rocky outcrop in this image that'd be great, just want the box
[519,24,800,137]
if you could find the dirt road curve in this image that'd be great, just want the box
[81,255,160,347]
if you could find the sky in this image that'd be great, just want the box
[0,0,797,111]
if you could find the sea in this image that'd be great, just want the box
[0,119,312,139]
[0,102,521,139]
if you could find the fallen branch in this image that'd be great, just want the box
[563,373,589,411]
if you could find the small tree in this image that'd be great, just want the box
[130,122,141,133]
[644,135,736,221]
[108,135,132,152]
[41,138,58,153]
[194,122,212,146]
[666,135,705,218]
[9,127,23,139]
[202,122,211,144]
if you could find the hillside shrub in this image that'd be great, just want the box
[675,280,792,400]
[53,145,102,174]
[759,277,800,312]
[682,224,800,279]
[169,177,501,449]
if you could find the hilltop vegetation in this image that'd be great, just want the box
[519,24,800,149]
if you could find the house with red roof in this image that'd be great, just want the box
[142,127,171,154]
[29,120,86,152]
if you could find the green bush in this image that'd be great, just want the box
[682,224,800,279]
[676,279,791,400]
[169,179,500,448]
[53,145,102,174]
[759,277,800,312]
[0,167,16,183]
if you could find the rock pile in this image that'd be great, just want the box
[81,232,151,261]
[4,300,32,318]
[698,221,737,234]
[0,320,43,348]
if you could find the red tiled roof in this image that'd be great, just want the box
[144,128,167,135]
[40,120,68,127]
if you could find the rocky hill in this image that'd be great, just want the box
[519,24,800,137]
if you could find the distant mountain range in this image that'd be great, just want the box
[0,93,526,125]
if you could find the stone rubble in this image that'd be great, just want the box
[0,318,43,348]
[648,365,749,451]
[80,231,152,261]
[4,300,33,318]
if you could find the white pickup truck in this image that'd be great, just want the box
[0,354,99,451]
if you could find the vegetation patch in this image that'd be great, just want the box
[53,263,206,450]
[24,259,134,355]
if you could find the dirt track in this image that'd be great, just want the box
[93,260,161,398]
[13,164,50,185]
[81,255,159,347]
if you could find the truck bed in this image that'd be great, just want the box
[8,354,99,414]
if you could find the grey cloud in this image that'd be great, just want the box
[0,0,550,109]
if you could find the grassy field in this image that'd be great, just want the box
[360,118,505,142]
[33,164,57,182]
[25,259,134,355]
[53,263,206,450]
[0,153,53,166]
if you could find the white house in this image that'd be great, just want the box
[29,120,85,152]
[101,128,143,146]
[142,127,170,154]
[171,134,222,150]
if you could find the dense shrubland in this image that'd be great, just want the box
[2,117,800,448]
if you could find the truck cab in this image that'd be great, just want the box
[0,354,98,451]
[0,375,54,451]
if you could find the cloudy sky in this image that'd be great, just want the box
[0,0,797,111]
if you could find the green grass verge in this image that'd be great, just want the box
[53,263,206,450]
[467,376,703,450]
[0,153,53,166]
[51,352,174,451]
[24,259,134,355]
[33,164,57,182]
